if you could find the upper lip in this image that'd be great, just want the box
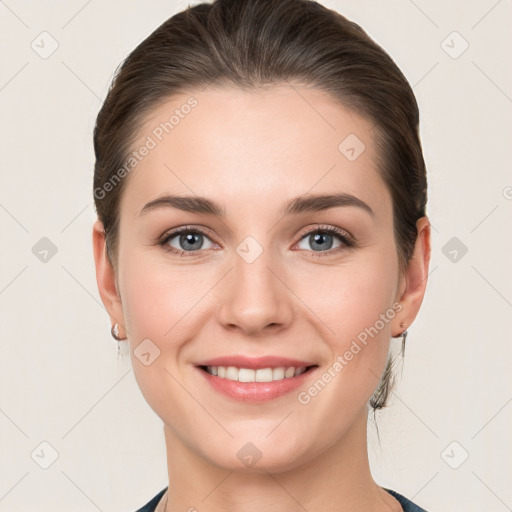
[195,355,317,370]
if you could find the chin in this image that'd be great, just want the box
[200,437,312,475]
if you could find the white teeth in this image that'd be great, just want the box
[205,365,308,382]
[238,368,255,382]
[272,367,285,380]
[226,366,238,380]
[285,367,295,378]
[255,368,273,382]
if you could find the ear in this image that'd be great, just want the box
[92,220,127,338]
[392,216,431,336]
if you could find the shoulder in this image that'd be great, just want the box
[385,488,430,512]
[133,487,167,512]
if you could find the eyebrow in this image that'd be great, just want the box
[139,192,374,218]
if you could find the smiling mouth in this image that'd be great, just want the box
[198,365,318,383]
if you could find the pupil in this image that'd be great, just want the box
[311,233,333,251]
[181,233,202,250]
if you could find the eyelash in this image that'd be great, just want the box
[157,224,355,258]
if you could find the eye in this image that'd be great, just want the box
[159,226,217,256]
[295,225,354,256]
[158,224,354,258]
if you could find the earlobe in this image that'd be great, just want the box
[393,216,431,336]
[92,220,127,336]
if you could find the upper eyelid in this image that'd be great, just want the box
[161,225,217,242]
[297,224,352,241]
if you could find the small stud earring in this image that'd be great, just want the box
[393,321,406,337]
[393,322,408,355]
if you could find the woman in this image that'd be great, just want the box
[92,0,431,510]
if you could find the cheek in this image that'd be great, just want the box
[117,256,209,424]
[298,254,398,342]
[293,252,398,394]
[119,253,212,341]
[117,253,223,404]
[291,266,397,437]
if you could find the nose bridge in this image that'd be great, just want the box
[217,234,293,334]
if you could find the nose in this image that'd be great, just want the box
[217,245,294,336]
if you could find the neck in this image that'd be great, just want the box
[161,406,401,512]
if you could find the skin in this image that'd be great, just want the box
[93,84,431,511]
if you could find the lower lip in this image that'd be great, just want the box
[196,366,317,402]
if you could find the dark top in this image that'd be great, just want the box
[134,486,429,511]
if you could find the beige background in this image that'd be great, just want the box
[1,0,511,510]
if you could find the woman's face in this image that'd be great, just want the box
[95,84,426,472]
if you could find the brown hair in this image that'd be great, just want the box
[93,0,427,409]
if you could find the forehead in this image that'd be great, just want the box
[119,84,391,222]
